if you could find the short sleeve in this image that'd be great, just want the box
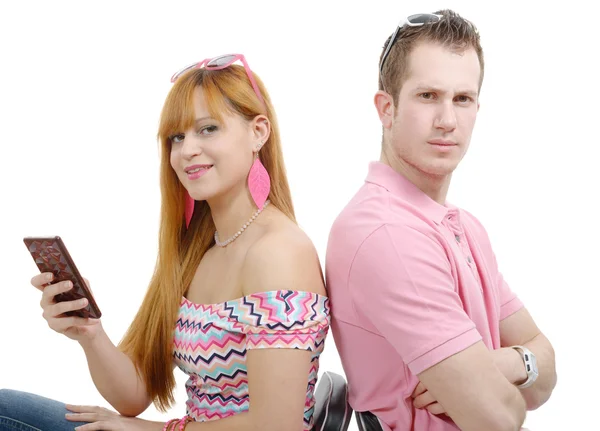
[349,224,481,375]
[231,290,330,352]
[496,267,524,321]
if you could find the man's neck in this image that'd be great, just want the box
[380,153,451,205]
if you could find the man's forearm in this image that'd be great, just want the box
[492,346,527,385]
[492,334,557,410]
[520,333,557,409]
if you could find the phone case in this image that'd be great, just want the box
[23,236,102,319]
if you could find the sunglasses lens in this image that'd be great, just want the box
[172,63,198,80]
[407,13,441,25]
[207,54,237,68]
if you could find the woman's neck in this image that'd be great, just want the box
[208,190,261,244]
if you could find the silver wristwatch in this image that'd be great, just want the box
[511,345,538,389]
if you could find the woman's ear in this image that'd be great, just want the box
[251,115,270,151]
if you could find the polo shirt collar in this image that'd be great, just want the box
[365,161,451,224]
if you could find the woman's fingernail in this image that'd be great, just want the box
[46,273,53,281]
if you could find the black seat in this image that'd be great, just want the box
[355,411,384,431]
[312,371,353,431]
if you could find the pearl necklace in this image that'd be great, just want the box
[214,200,270,247]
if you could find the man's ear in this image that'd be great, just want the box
[374,90,395,130]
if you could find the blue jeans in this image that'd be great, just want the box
[0,389,89,431]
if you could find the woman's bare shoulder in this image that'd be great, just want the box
[241,212,325,297]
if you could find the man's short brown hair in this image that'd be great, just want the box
[379,9,484,103]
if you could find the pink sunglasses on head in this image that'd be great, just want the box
[170,53,265,106]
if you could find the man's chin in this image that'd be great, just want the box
[421,162,459,178]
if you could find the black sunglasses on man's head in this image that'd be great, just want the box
[379,13,443,74]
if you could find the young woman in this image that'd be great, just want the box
[0,54,329,431]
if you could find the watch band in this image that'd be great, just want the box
[512,345,538,389]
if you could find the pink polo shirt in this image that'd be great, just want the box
[325,162,524,431]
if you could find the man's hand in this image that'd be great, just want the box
[411,382,446,415]
[490,347,528,386]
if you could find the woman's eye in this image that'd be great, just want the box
[198,125,218,135]
[169,133,185,144]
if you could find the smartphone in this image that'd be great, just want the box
[23,236,102,319]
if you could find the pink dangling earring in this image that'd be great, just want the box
[248,141,270,209]
[185,193,195,228]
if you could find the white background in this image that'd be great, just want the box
[1,1,598,430]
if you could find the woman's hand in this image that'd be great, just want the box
[65,404,162,430]
[31,272,103,343]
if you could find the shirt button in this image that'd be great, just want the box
[455,234,461,243]
[467,256,473,263]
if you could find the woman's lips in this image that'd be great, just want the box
[185,165,212,180]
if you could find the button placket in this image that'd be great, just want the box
[449,223,474,266]
[444,215,483,290]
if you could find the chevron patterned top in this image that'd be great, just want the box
[172,290,330,429]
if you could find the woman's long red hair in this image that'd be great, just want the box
[118,65,295,411]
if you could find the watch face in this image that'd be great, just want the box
[523,348,539,386]
[525,350,538,374]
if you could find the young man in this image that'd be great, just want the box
[325,10,556,431]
